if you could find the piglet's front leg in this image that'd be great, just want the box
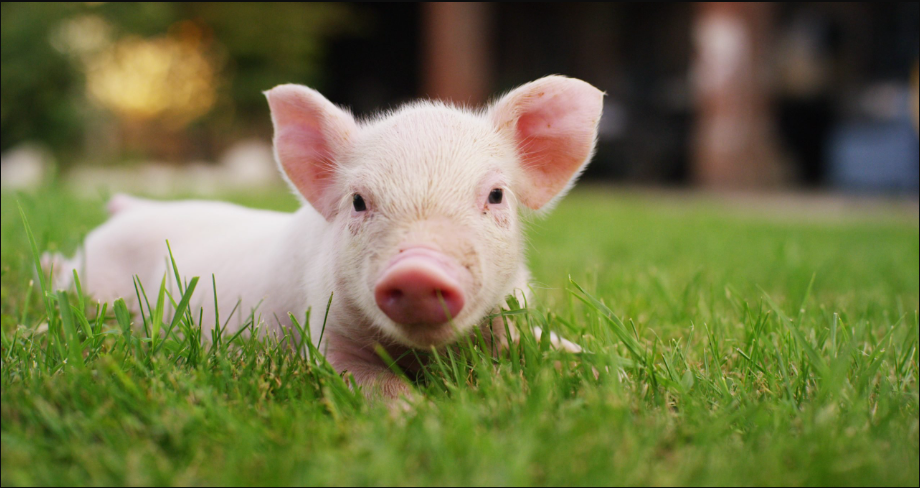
[324,330,413,399]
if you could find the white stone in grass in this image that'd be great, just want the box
[219,139,279,188]
[0,143,53,190]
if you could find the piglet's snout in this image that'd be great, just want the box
[374,247,466,327]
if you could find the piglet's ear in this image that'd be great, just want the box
[265,84,357,221]
[490,76,604,210]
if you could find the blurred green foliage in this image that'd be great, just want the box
[1,3,84,156]
[1,2,358,158]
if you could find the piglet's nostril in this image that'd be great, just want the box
[378,288,404,310]
[432,289,457,311]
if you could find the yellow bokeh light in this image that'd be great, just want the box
[85,22,217,127]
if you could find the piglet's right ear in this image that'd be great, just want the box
[265,84,357,221]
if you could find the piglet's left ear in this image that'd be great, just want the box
[490,75,604,210]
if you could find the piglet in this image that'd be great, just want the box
[51,75,604,397]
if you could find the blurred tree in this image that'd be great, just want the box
[184,3,357,124]
[1,3,84,155]
[1,3,357,163]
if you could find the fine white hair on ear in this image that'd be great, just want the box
[490,75,605,212]
[264,84,358,221]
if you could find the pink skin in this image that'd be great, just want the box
[374,247,467,331]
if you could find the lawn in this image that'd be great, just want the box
[2,186,918,486]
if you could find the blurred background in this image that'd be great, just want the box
[1,2,918,197]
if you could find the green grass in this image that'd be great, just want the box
[2,186,918,486]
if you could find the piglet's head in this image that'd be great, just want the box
[266,76,603,349]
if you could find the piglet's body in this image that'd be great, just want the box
[57,76,604,397]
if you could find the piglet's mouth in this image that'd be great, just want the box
[374,247,468,331]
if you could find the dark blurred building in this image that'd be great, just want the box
[323,2,919,193]
[2,2,917,193]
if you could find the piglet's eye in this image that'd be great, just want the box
[353,194,367,212]
[488,188,503,205]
